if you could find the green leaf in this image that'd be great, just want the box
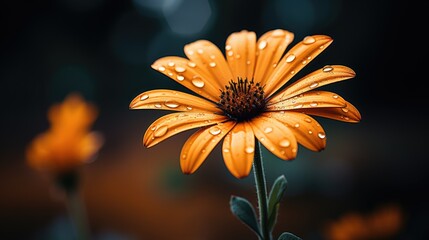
[268,175,287,231]
[277,232,302,240]
[229,195,262,238]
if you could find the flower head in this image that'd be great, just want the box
[26,93,103,175]
[130,29,361,179]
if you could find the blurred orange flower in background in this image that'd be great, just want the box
[324,204,404,240]
[26,93,103,175]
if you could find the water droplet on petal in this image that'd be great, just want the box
[332,94,339,99]
[227,51,233,57]
[164,101,179,108]
[192,77,205,88]
[258,40,267,50]
[341,108,349,113]
[209,126,221,135]
[264,127,273,133]
[158,66,166,71]
[223,148,230,153]
[186,106,193,110]
[309,82,319,88]
[140,94,149,101]
[308,130,313,134]
[323,66,333,72]
[246,60,251,65]
[245,147,254,153]
[318,132,326,139]
[154,103,162,108]
[182,154,187,159]
[304,118,311,123]
[188,62,196,68]
[286,54,296,63]
[279,139,290,147]
[225,45,232,51]
[197,49,204,54]
[303,36,316,44]
[209,62,216,67]
[154,125,168,137]
[168,61,175,67]
[294,123,300,128]
[175,66,186,73]
[293,104,303,109]
[177,75,185,81]
[310,102,318,107]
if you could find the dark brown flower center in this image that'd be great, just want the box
[218,78,266,122]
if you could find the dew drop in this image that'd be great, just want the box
[186,106,193,110]
[154,103,162,108]
[140,94,149,101]
[246,60,251,65]
[332,94,339,99]
[188,62,196,68]
[279,139,290,147]
[302,60,307,65]
[209,126,221,135]
[187,50,194,55]
[258,40,267,50]
[154,125,168,137]
[294,123,300,128]
[210,55,216,59]
[209,62,216,67]
[286,54,296,63]
[341,108,349,113]
[304,118,311,123]
[175,66,186,73]
[223,148,230,153]
[197,49,204,54]
[293,104,303,109]
[227,51,233,57]
[164,101,179,108]
[245,147,255,153]
[310,102,318,107]
[177,75,185,81]
[192,77,205,88]
[182,154,187,159]
[225,45,232,51]
[309,82,319,88]
[168,61,175,67]
[303,36,316,44]
[158,66,166,72]
[308,130,313,134]
[264,127,273,133]
[318,132,326,139]
[323,66,333,72]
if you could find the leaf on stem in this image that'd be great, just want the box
[230,195,262,238]
[268,175,288,231]
[278,232,302,240]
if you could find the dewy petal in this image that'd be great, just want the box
[270,65,356,103]
[267,91,347,111]
[151,56,221,102]
[222,122,255,179]
[264,35,333,97]
[184,40,234,88]
[225,30,257,81]
[144,112,228,148]
[249,116,298,160]
[180,121,236,175]
[268,112,326,151]
[129,89,220,113]
[254,29,294,86]
[292,101,361,123]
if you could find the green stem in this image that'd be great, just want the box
[57,171,91,240]
[253,140,271,240]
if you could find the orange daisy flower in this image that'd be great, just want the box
[130,29,361,179]
[26,93,103,175]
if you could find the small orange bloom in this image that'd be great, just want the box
[26,93,103,174]
[130,29,361,178]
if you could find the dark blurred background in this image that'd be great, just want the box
[1,0,428,239]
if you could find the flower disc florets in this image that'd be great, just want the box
[218,78,266,121]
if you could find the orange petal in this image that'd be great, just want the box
[180,121,236,174]
[248,116,297,160]
[264,35,333,97]
[184,40,234,88]
[129,89,220,113]
[270,65,356,102]
[225,30,257,81]
[222,122,254,179]
[268,112,326,151]
[267,91,347,111]
[254,29,294,86]
[292,101,361,123]
[151,56,221,102]
[143,112,228,148]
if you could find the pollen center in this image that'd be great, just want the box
[218,78,266,121]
